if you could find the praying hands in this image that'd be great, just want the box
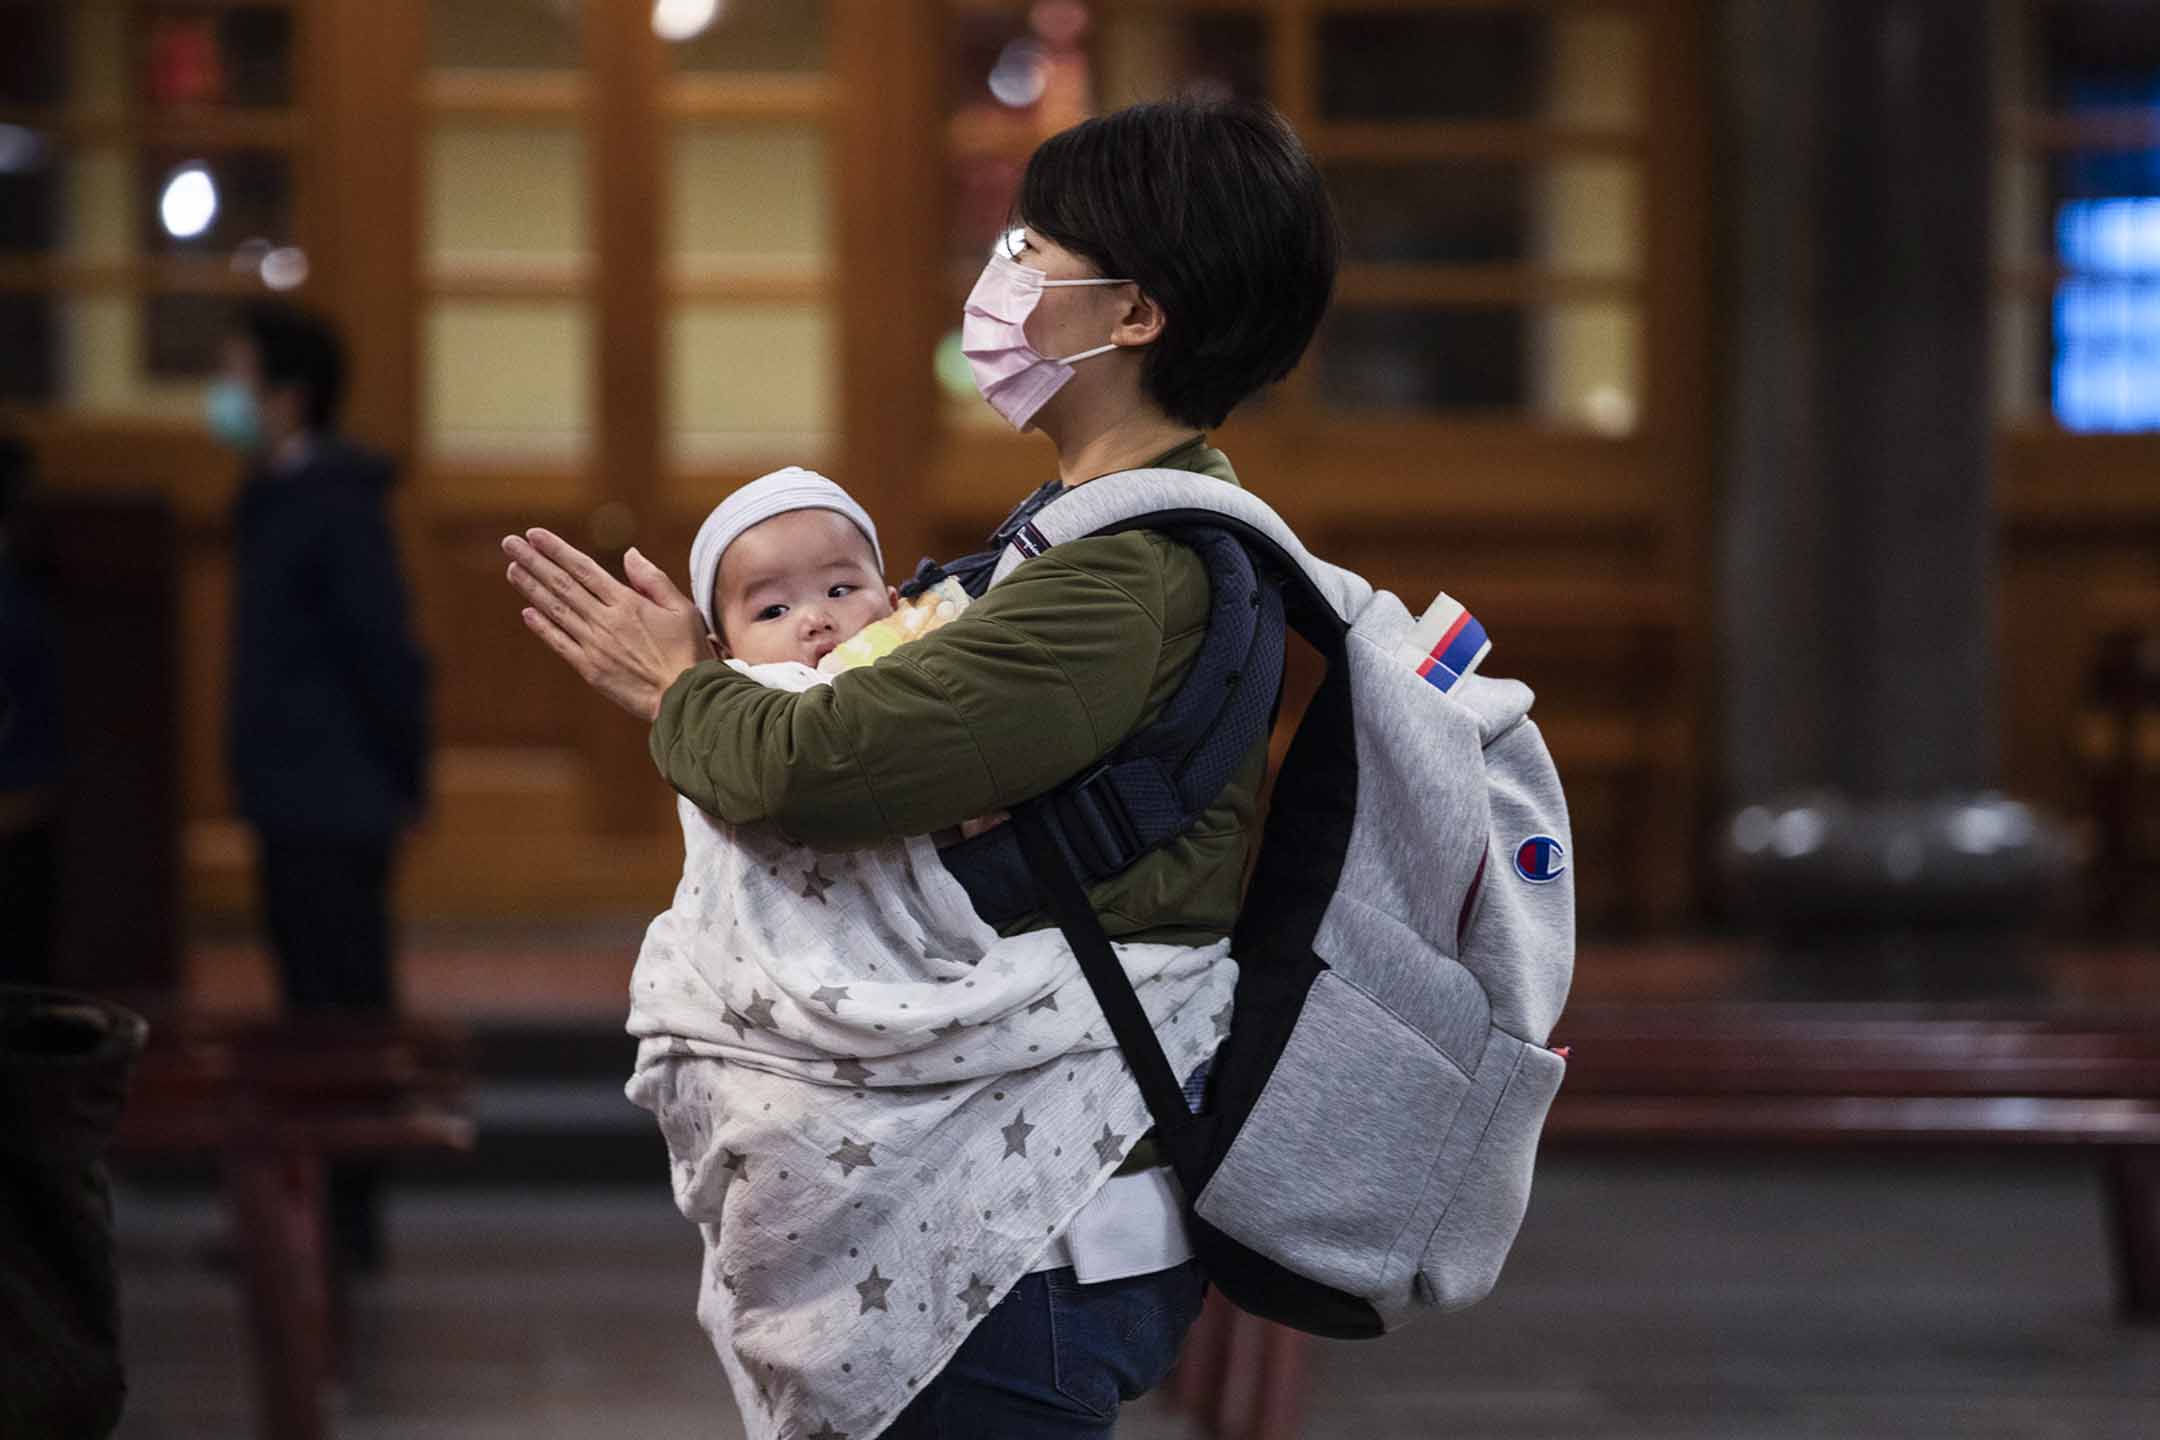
[502,529,711,722]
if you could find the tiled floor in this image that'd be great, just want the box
[113,1150,2160,1439]
[125,935,2160,1435]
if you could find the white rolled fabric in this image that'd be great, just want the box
[687,467,883,632]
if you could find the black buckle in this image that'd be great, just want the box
[898,555,949,600]
[1055,762,1143,877]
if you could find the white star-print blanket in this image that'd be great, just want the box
[625,659,1236,1440]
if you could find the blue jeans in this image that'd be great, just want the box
[884,1261,1208,1438]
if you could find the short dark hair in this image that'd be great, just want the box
[1017,98,1340,430]
[235,301,347,432]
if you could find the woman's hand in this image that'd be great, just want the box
[502,529,709,722]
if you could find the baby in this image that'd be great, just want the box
[624,467,1232,1440]
[689,466,900,672]
[688,466,989,825]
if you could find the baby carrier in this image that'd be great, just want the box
[907,470,1575,1339]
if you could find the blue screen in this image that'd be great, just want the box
[2050,67,2160,432]
[2055,197,2160,430]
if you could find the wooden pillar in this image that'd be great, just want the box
[1715,0,2069,986]
[583,0,670,835]
[833,0,945,582]
[1639,0,1718,927]
[1819,0,1997,801]
[1720,0,2000,804]
[313,0,423,464]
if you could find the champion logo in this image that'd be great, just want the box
[1514,835,1566,884]
[1012,522,1051,559]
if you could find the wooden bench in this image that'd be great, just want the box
[114,1015,473,1440]
[1161,1002,2160,1438]
[1545,1004,2160,1315]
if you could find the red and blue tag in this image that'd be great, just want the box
[1514,835,1566,884]
[1415,608,1492,695]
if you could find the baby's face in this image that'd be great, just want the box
[712,508,896,669]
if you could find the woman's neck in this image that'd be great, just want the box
[1044,395,1201,489]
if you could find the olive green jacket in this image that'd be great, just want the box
[649,437,1267,948]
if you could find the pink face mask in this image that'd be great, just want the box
[961,253,1133,431]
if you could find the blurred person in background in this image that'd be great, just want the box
[0,435,62,988]
[213,302,432,1271]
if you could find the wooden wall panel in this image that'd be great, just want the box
[833,0,945,583]
[177,543,231,825]
[426,523,592,748]
[316,0,422,456]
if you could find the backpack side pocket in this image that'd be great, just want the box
[1393,1032,1565,1321]
[1192,968,1474,1300]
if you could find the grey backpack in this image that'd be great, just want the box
[926,469,1575,1338]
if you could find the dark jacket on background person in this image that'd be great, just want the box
[230,437,429,837]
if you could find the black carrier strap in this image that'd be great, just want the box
[940,526,1287,929]
[1011,807,1201,1152]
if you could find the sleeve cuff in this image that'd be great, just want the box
[648,658,743,779]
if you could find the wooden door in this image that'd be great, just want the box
[329,0,850,915]
[1,0,917,922]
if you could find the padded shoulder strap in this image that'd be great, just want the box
[987,470,1372,654]
[939,519,1286,927]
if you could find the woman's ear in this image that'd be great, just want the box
[1112,287,1167,348]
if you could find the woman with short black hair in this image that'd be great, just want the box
[1007,98,1339,438]
[507,97,1339,1438]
